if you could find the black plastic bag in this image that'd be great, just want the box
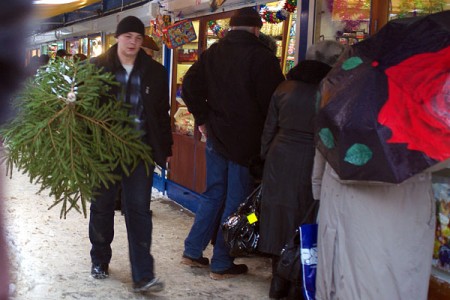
[222,184,262,257]
[277,201,319,283]
[277,227,302,283]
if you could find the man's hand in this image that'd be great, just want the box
[198,124,207,139]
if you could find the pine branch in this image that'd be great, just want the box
[1,59,154,218]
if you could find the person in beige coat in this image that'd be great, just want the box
[312,151,445,299]
[312,21,449,298]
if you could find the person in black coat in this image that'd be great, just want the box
[181,7,285,279]
[258,59,333,299]
[91,45,172,168]
[88,16,172,293]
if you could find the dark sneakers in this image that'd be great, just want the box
[209,263,248,280]
[133,277,165,293]
[91,263,163,293]
[91,263,109,279]
[181,254,209,268]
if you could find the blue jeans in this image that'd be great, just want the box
[184,141,253,272]
[89,161,155,283]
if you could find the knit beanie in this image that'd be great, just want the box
[115,16,145,37]
[230,7,263,28]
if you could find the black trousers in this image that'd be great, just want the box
[89,161,155,283]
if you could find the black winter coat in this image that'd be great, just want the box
[258,60,331,256]
[182,30,285,166]
[91,45,173,167]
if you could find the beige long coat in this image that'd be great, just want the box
[312,151,438,300]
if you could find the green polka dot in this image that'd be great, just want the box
[344,143,373,166]
[319,128,335,149]
[342,57,363,70]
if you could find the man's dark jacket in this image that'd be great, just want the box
[91,44,173,167]
[182,30,285,166]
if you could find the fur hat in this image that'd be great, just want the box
[305,40,346,66]
[230,7,263,28]
[115,16,145,37]
[142,35,160,51]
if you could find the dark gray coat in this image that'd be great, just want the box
[258,60,331,255]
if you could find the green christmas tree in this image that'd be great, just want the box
[1,59,154,218]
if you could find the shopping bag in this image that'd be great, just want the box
[300,223,318,300]
[277,201,318,296]
[277,227,301,282]
[222,184,261,257]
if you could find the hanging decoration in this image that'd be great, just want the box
[208,20,227,38]
[162,20,197,49]
[152,14,172,38]
[260,0,297,24]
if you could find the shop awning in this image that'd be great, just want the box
[159,0,267,18]
[33,0,101,19]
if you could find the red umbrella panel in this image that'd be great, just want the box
[378,46,450,162]
[315,11,450,183]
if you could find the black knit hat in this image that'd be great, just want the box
[115,16,145,37]
[230,7,263,28]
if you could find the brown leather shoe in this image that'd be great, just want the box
[181,254,209,268]
[209,264,248,280]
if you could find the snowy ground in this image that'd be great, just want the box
[2,169,273,300]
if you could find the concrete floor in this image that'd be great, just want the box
[3,170,273,300]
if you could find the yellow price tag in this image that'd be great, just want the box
[247,212,258,224]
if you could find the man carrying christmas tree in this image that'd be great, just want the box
[88,16,172,293]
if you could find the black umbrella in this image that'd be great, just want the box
[315,11,450,183]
